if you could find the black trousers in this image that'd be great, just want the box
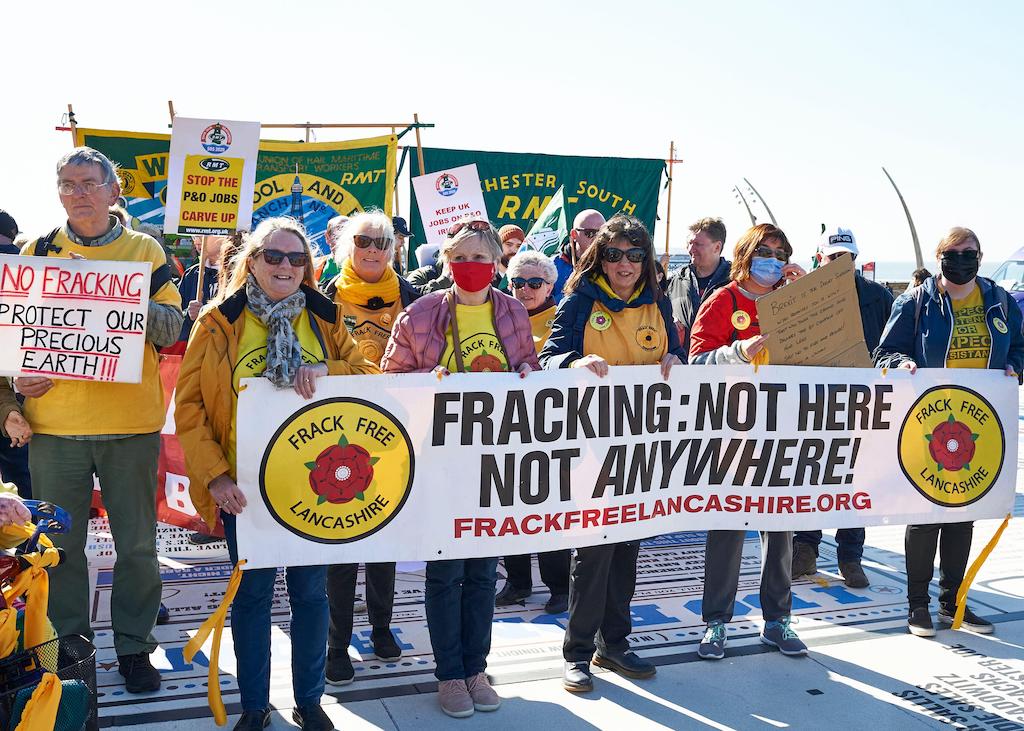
[906,522,973,610]
[503,550,570,594]
[326,562,396,649]
[563,542,639,662]
[0,440,31,498]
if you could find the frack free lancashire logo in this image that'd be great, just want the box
[898,385,1004,507]
[259,398,414,543]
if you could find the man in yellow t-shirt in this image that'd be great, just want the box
[13,148,183,694]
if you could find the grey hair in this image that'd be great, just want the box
[57,147,119,185]
[334,209,395,264]
[325,215,350,242]
[439,221,502,275]
[507,250,557,283]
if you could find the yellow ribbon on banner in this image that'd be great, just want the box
[953,514,1011,629]
[14,672,62,731]
[184,560,246,727]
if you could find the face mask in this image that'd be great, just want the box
[940,251,979,285]
[450,261,495,292]
[750,256,784,288]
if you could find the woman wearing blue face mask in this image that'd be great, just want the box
[688,223,808,661]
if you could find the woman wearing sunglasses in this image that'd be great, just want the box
[688,223,807,663]
[506,250,559,354]
[539,215,685,693]
[382,215,539,718]
[876,227,1023,638]
[176,217,378,731]
[320,211,420,685]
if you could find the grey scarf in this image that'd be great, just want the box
[245,274,306,389]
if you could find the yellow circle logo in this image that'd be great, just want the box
[635,324,662,352]
[357,338,383,365]
[731,311,751,331]
[589,311,612,331]
[994,318,1008,334]
[259,398,414,543]
[898,386,1004,507]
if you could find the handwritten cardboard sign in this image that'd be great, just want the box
[0,255,151,383]
[757,254,872,367]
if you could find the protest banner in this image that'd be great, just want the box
[234,365,1017,569]
[164,117,261,236]
[0,255,150,383]
[74,128,397,251]
[408,147,664,259]
[757,254,873,367]
[410,164,488,245]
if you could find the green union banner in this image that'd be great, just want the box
[409,147,664,255]
[75,128,396,252]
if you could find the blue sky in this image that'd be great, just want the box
[3,0,1021,270]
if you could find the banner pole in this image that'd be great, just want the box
[66,103,77,146]
[413,113,427,176]
[305,123,310,144]
[167,100,176,129]
[664,140,675,255]
[391,126,401,217]
[195,237,206,305]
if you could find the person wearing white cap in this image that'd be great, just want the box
[791,227,894,587]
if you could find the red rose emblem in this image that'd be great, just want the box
[307,440,375,504]
[927,416,977,472]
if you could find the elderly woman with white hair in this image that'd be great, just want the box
[506,250,559,354]
[320,210,419,687]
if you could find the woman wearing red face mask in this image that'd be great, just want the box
[381,216,539,718]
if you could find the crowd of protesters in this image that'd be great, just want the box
[0,146,1021,730]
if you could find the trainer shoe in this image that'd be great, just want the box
[325,648,354,686]
[593,650,656,678]
[839,561,870,588]
[544,593,569,615]
[908,607,936,637]
[760,617,808,656]
[371,627,402,661]
[438,679,474,718]
[494,584,531,606]
[698,621,727,660]
[791,541,817,578]
[232,709,271,730]
[562,661,594,693]
[292,704,334,730]
[118,652,161,693]
[938,605,994,634]
[465,672,501,711]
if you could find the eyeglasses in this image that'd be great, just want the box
[353,234,392,250]
[447,220,491,238]
[510,277,548,290]
[602,247,647,263]
[753,245,789,262]
[58,181,112,196]
[574,227,600,238]
[255,248,309,267]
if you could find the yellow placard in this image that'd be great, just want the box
[177,155,246,235]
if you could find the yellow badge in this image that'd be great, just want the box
[731,311,751,331]
[993,318,1008,334]
[589,311,612,331]
[635,324,662,352]
[380,312,393,327]
[898,386,1004,507]
[260,398,414,542]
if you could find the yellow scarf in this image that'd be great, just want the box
[336,258,400,306]
[593,274,644,304]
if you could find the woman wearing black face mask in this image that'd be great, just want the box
[875,227,1024,639]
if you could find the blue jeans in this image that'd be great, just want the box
[223,513,328,710]
[425,558,498,681]
[794,529,865,562]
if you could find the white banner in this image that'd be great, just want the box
[411,163,488,245]
[0,255,150,383]
[235,365,1018,569]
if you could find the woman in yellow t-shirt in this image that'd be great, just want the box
[175,217,378,730]
[321,211,420,685]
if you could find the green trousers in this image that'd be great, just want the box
[29,433,161,655]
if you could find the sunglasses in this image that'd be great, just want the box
[353,234,392,250]
[255,248,309,267]
[510,277,548,290]
[447,220,491,238]
[754,245,789,262]
[574,227,600,238]
[602,247,647,263]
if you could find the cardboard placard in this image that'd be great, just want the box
[757,255,872,367]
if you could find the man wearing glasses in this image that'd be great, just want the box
[14,147,183,693]
[791,227,893,588]
[552,209,605,303]
[666,217,731,353]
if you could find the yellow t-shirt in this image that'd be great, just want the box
[946,286,991,369]
[337,299,402,366]
[582,301,668,365]
[440,301,509,373]
[20,228,182,435]
[529,305,557,354]
[228,309,326,472]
